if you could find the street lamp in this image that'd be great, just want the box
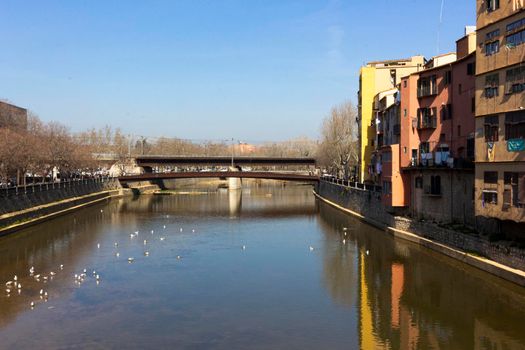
[231,137,234,167]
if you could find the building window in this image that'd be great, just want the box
[382,181,392,195]
[429,175,441,195]
[486,29,500,40]
[417,107,437,129]
[485,41,500,56]
[419,142,430,154]
[441,104,452,120]
[417,75,437,97]
[507,18,525,33]
[484,73,499,98]
[484,171,498,184]
[484,115,499,142]
[444,71,452,85]
[506,29,525,48]
[504,172,525,207]
[467,62,475,75]
[482,191,498,205]
[403,146,407,154]
[415,176,423,189]
[403,80,407,88]
[505,66,525,94]
[486,0,500,12]
[505,110,525,140]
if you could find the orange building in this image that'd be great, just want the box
[382,31,478,224]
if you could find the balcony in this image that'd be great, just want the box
[418,115,437,129]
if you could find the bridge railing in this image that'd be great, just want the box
[320,176,382,194]
[0,177,118,198]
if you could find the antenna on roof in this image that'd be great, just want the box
[437,0,445,55]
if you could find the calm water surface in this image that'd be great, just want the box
[0,185,524,349]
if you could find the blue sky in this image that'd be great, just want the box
[0,0,474,142]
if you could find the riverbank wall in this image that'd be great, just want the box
[0,178,121,215]
[315,180,525,286]
[0,178,130,236]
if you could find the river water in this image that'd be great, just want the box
[0,184,524,349]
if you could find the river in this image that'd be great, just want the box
[0,184,524,349]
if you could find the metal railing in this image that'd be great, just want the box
[320,176,382,193]
[0,177,116,198]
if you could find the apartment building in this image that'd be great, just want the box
[369,88,405,209]
[0,101,28,131]
[398,32,477,225]
[358,56,425,183]
[474,0,525,234]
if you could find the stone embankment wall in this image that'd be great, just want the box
[0,178,121,216]
[316,180,525,272]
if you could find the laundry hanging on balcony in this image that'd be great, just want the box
[507,138,525,152]
[487,142,495,161]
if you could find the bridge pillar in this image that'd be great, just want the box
[228,166,242,190]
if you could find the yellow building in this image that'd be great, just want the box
[474,0,525,234]
[358,56,425,182]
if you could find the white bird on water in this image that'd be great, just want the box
[144,240,147,245]
[13,275,18,282]
[242,245,246,250]
[128,257,135,263]
[116,252,120,258]
[114,242,118,247]
[144,251,149,256]
[163,225,166,229]
[160,237,165,241]
[60,264,64,270]
[5,281,13,287]
[343,239,346,244]
[40,289,44,295]
[30,301,35,309]
[29,266,35,275]
[176,255,181,260]
[97,243,100,249]
[309,246,314,251]
[180,228,183,232]
[366,250,370,256]
[151,230,154,234]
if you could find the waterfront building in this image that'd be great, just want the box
[474,0,525,236]
[397,31,477,224]
[358,56,425,183]
[0,101,27,130]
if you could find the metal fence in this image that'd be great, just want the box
[320,176,382,194]
[0,177,118,198]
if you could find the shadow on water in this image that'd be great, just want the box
[318,201,525,349]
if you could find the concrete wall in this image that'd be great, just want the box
[0,178,121,216]
[316,180,525,271]
[407,169,475,226]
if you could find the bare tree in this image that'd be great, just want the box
[318,101,359,179]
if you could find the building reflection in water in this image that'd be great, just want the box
[318,201,525,349]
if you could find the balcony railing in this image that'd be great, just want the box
[418,116,437,129]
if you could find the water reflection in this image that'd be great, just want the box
[318,202,525,349]
[0,185,524,349]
